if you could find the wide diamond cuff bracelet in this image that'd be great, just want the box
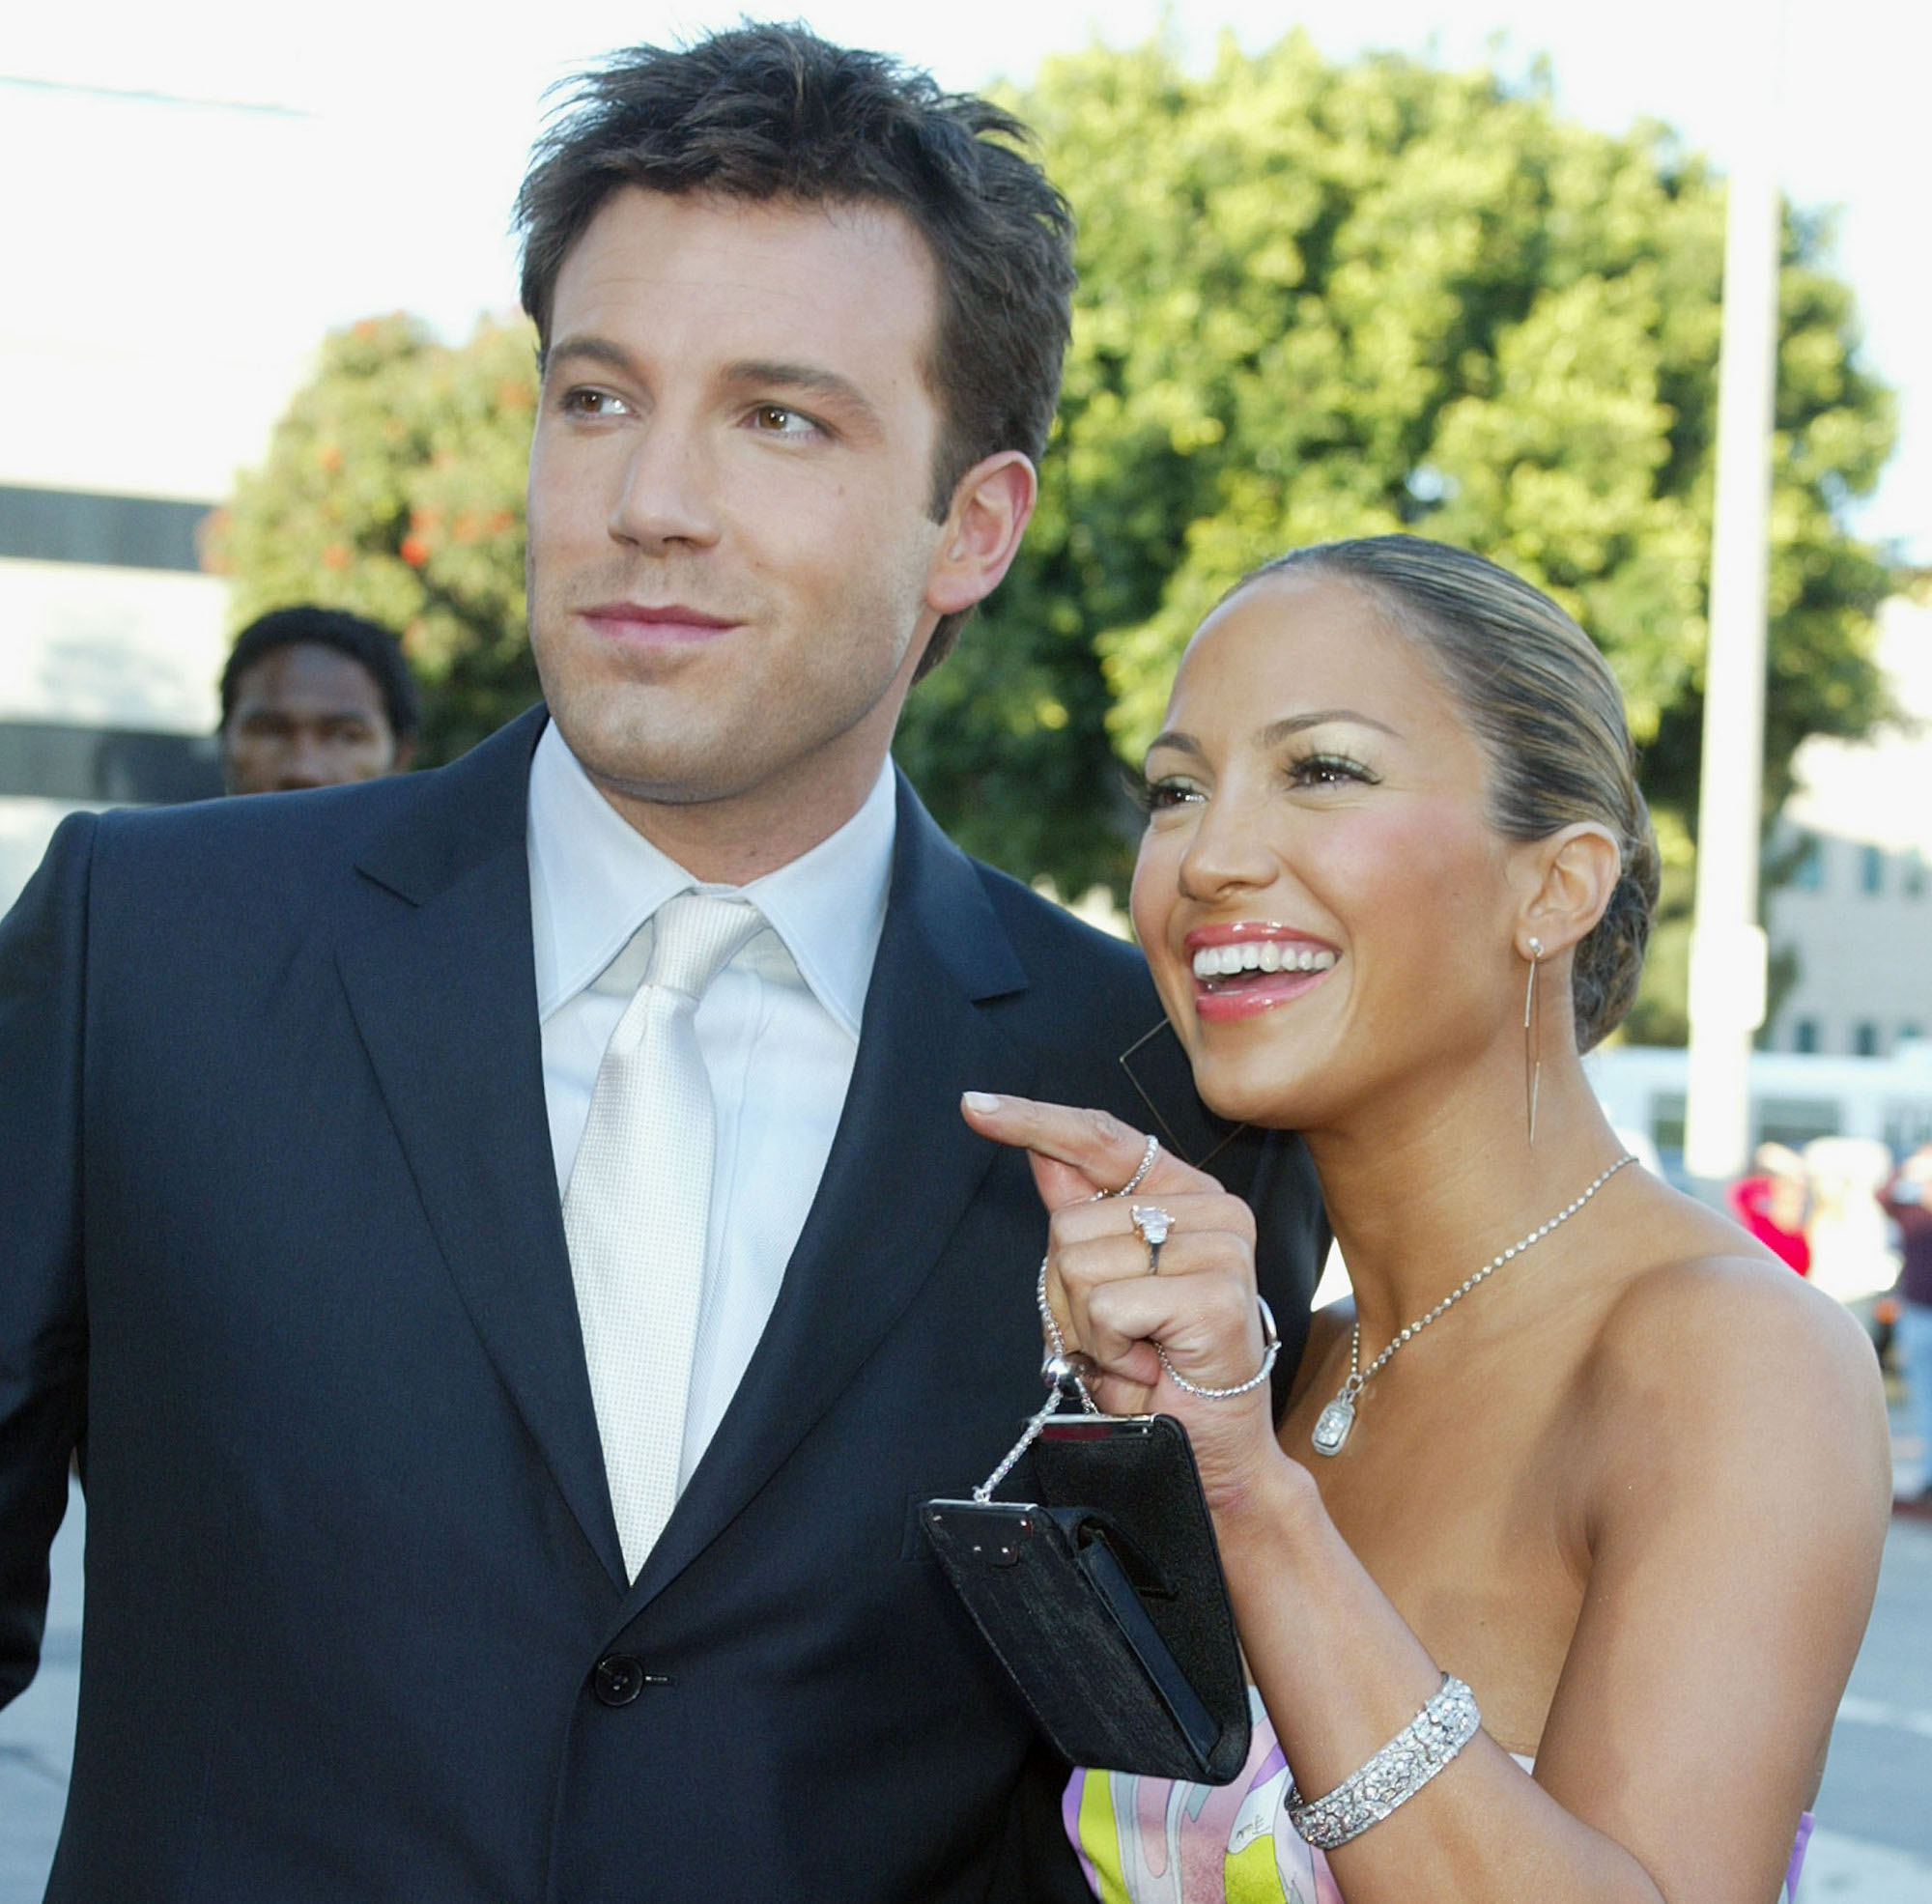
[1285,1672,1481,1851]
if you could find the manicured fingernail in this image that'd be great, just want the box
[962,1092,1002,1113]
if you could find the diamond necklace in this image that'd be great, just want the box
[1310,1153,1637,1457]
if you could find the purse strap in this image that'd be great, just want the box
[973,1351,1094,1501]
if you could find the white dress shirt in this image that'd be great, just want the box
[526,722,895,1488]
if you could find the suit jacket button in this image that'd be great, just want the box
[592,1654,646,1707]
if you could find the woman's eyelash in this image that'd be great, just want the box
[1286,751,1378,787]
[1130,775,1195,814]
[1131,753,1379,810]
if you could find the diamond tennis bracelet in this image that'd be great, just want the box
[1284,1673,1481,1851]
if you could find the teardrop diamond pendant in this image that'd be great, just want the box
[1304,1154,1637,1460]
[1311,1393,1355,1457]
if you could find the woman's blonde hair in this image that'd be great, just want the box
[1242,535,1661,1051]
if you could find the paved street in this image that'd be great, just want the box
[1809,1498,1932,1899]
[5,1430,1931,1900]
[0,1479,78,1904]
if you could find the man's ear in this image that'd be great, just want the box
[924,451,1037,618]
[1516,823,1622,959]
[389,738,417,776]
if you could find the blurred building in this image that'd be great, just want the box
[1763,591,1932,1058]
[1591,1038,1932,1172]
[0,490,228,904]
[1593,588,1932,1179]
[0,77,344,912]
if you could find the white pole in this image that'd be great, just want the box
[1683,20,1781,1185]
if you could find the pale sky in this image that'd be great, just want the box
[3,0,1924,556]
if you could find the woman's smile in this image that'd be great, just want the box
[1185,922,1342,1020]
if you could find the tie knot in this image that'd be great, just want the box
[643,892,762,1001]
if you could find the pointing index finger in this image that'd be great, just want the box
[960,1091,1217,1208]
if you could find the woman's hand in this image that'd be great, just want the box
[960,1090,1286,1512]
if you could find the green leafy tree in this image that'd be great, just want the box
[216,35,1896,1041]
[983,31,1894,1035]
[211,313,541,765]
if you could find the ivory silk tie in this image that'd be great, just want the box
[563,891,763,1579]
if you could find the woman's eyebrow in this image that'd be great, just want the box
[1144,730,1205,763]
[1145,709,1403,767]
[1259,709,1401,744]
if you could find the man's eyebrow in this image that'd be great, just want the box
[723,359,882,426]
[542,334,634,377]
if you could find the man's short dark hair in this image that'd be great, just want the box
[219,607,421,743]
[514,21,1077,675]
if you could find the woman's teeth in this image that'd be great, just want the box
[1191,942,1338,980]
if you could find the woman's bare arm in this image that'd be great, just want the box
[964,1093,1890,1903]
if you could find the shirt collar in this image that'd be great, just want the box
[527,720,895,1037]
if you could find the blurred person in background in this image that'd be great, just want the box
[1727,1141,1813,1275]
[218,605,419,793]
[1802,1133,1899,1331]
[1878,1143,1932,1515]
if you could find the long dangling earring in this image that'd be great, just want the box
[1523,937,1545,1146]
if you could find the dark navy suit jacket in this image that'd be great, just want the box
[0,708,1323,1902]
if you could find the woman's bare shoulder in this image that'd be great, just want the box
[1592,1179,1870,1370]
[1580,1177,1889,1503]
[1538,1190,1889,1884]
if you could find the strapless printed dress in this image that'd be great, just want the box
[1066,1688,1814,1904]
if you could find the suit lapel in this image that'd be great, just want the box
[334,746,1056,1606]
[334,708,629,1588]
[628,781,1034,1607]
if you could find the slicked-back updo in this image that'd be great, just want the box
[1242,536,1660,1051]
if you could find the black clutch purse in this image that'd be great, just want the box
[923,1403,1251,1783]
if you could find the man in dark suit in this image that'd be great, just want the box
[0,25,1322,1901]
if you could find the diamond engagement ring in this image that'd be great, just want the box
[1130,1204,1173,1274]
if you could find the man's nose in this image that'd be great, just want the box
[274,734,337,789]
[609,416,721,550]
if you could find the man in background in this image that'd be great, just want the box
[218,605,418,793]
[1879,1146,1932,1516]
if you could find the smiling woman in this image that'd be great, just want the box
[963,534,1891,1904]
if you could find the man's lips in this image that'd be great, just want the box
[579,603,741,640]
[1182,922,1340,1020]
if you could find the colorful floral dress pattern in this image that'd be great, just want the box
[1065,1690,1339,1904]
[1067,1689,1813,1903]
